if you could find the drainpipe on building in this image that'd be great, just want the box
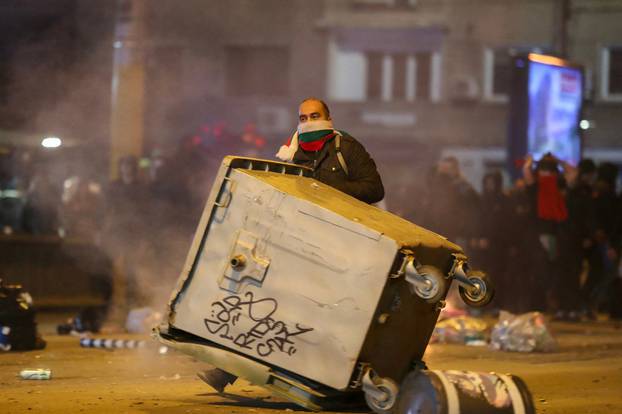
[109,0,146,180]
[553,0,571,58]
[107,0,147,328]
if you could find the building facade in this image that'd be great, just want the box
[1,0,620,193]
[142,0,622,194]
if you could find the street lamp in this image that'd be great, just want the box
[41,136,62,148]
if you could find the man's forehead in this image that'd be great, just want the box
[298,100,324,114]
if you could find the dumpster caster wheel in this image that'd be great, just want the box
[364,379,398,414]
[405,263,447,304]
[458,270,494,307]
[362,370,399,414]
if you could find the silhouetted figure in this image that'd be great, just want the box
[22,172,61,235]
[60,176,105,241]
[102,155,149,328]
[564,159,597,319]
[0,151,26,233]
[587,162,620,318]
[504,178,548,312]
[475,171,511,310]
[424,157,479,246]
[522,154,570,313]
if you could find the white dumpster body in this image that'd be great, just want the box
[166,157,463,393]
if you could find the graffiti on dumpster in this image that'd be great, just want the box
[204,291,314,357]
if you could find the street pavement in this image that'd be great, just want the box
[0,315,621,414]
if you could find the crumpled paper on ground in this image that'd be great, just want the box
[431,316,488,345]
[490,311,558,352]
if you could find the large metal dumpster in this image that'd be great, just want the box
[155,156,493,413]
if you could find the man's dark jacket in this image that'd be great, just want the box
[292,132,384,204]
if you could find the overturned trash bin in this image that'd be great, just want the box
[396,370,535,414]
[155,156,498,413]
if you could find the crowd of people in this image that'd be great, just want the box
[0,125,272,329]
[410,154,622,321]
[2,140,621,322]
[0,138,221,326]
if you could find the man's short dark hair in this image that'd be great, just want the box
[301,97,330,117]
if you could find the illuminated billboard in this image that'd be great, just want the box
[508,54,584,176]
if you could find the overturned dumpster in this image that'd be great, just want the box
[155,156,516,413]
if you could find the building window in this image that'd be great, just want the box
[225,46,289,97]
[600,47,622,101]
[327,41,366,102]
[367,52,383,100]
[392,54,408,100]
[483,46,545,102]
[327,28,444,102]
[365,51,437,102]
[414,52,432,100]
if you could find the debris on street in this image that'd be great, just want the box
[490,311,558,353]
[56,307,106,336]
[20,368,52,380]
[158,373,181,381]
[431,315,488,345]
[79,337,146,349]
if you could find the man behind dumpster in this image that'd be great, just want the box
[199,99,385,393]
[276,98,385,204]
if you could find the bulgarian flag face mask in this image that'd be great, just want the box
[275,119,335,161]
[297,120,335,151]
[297,119,333,140]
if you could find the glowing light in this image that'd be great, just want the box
[580,120,590,130]
[528,53,568,67]
[41,137,62,148]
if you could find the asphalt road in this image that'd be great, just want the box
[1,316,621,414]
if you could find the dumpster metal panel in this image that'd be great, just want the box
[171,166,399,390]
[241,169,462,253]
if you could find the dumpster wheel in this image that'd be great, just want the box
[404,262,446,304]
[458,270,495,307]
[362,370,399,414]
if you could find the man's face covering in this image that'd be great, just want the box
[297,100,335,148]
[275,100,336,161]
[297,119,334,142]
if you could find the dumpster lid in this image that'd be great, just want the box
[235,166,461,253]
